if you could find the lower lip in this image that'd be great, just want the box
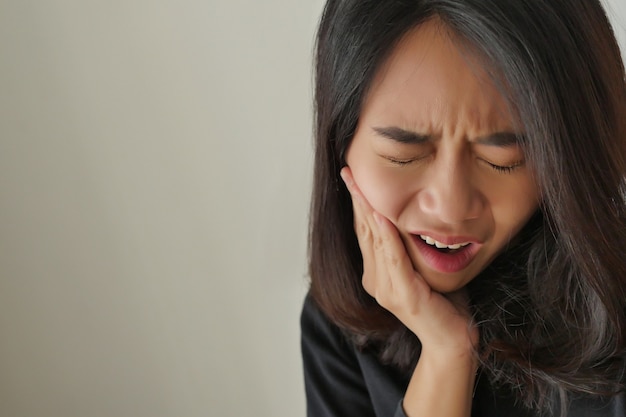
[410,235,480,273]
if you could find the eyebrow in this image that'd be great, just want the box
[372,126,430,144]
[474,132,522,147]
[373,126,522,147]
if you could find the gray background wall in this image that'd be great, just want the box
[0,1,624,416]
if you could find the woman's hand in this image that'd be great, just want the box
[340,166,478,357]
[341,166,478,416]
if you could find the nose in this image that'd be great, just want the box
[417,156,484,224]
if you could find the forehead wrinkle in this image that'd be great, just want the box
[435,58,513,139]
[440,100,513,142]
[361,18,515,140]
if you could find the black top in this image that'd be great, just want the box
[301,295,626,417]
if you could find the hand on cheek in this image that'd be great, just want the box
[340,166,479,356]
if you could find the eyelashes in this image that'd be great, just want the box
[385,157,422,166]
[383,155,525,173]
[480,159,525,174]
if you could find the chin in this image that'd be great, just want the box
[417,268,478,294]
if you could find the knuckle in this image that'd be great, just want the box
[385,249,401,268]
[357,220,370,239]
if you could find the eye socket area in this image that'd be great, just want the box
[380,149,525,172]
[369,126,435,167]
[375,142,434,167]
[478,157,525,173]
[473,140,526,174]
[369,126,527,172]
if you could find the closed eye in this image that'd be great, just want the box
[480,158,524,173]
[382,151,432,166]
[386,156,418,166]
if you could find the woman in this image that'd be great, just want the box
[301,1,626,416]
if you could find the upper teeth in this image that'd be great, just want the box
[419,235,470,250]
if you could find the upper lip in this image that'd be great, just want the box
[411,231,482,246]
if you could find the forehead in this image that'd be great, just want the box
[361,19,514,135]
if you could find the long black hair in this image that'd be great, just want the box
[308,0,626,413]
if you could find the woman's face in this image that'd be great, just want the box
[345,21,540,293]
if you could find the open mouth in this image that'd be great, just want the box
[410,233,480,274]
[418,234,471,254]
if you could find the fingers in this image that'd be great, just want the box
[340,167,421,303]
[340,166,410,270]
[340,167,377,280]
[340,167,478,350]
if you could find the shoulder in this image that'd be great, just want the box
[300,294,411,416]
[300,294,377,416]
[300,294,358,364]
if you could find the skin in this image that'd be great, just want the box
[341,20,540,417]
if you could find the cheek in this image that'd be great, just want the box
[351,164,413,221]
[491,179,539,235]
